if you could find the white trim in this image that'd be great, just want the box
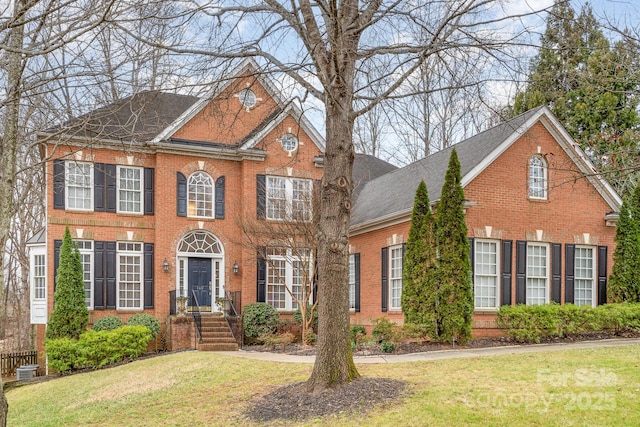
[526,242,550,306]
[388,245,404,311]
[29,245,47,324]
[574,245,597,308]
[116,241,144,311]
[528,155,547,200]
[265,247,313,312]
[473,239,500,310]
[76,240,94,310]
[65,161,93,211]
[116,165,144,215]
[187,171,215,219]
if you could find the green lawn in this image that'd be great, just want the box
[7,345,640,426]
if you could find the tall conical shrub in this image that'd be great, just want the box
[434,149,473,343]
[401,180,438,336]
[46,226,89,339]
[609,184,640,303]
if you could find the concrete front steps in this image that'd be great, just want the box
[196,313,239,351]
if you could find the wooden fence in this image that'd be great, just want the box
[1,350,37,376]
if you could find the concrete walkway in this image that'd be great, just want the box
[216,338,640,364]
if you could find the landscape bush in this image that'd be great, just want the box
[45,338,78,373]
[380,340,395,353]
[497,303,640,343]
[350,325,367,346]
[293,305,318,330]
[371,317,402,343]
[127,313,161,337]
[92,316,123,332]
[243,303,280,340]
[46,325,153,373]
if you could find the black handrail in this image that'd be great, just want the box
[223,290,243,346]
[191,290,203,344]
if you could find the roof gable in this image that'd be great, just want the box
[350,107,622,232]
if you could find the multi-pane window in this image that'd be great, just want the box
[389,246,403,310]
[266,176,312,221]
[66,162,93,210]
[117,242,143,310]
[529,156,547,199]
[33,255,46,300]
[574,246,595,307]
[188,171,214,218]
[266,247,312,311]
[474,240,499,309]
[526,243,548,305]
[76,240,93,309]
[117,166,142,214]
[349,254,356,310]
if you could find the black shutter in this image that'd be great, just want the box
[53,240,62,290]
[53,160,65,209]
[468,238,475,283]
[565,244,575,304]
[215,176,225,219]
[144,243,154,308]
[256,174,266,219]
[551,243,562,303]
[144,168,154,215]
[256,248,266,302]
[105,164,116,213]
[381,247,388,312]
[515,240,527,304]
[598,246,607,305]
[94,241,105,309]
[354,253,361,313]
[501,240,513,306]
[177,172,187,217]
[106,242,116,308]
[94,163,105,212]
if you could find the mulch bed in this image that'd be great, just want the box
[246,377,406,423]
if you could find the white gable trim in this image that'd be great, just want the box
[460,106,621,212]
[152,58,325,152]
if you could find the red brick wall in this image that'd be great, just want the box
[349,121,617,333]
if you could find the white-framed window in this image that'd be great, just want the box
[76,240,94,309]
[66,161,93,210]
[238,89,257,108]
[266,176,312,221]
[266,247,312,311]
[389,245,403,310]
[117,242,143,310]
[187,171,214,218]
[574,246,596,307]
[280,133,298,152]
[117,166,143,214]
[529,156,547,199]
[526,243,549,305]
[349,254,356,311]
[32,254,46,300]
[474,239,499,309]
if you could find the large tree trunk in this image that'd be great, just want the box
[0,1,25,423]
[307,75,360,391]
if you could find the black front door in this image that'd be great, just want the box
[188,258,212,309]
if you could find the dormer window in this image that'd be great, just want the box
[529,155,547,199]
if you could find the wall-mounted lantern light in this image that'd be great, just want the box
[163,258,170,273]
[233,261,239,275]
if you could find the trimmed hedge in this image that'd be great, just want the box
[127,313,161,337]
[243,303,279,340]
[92,316,123,332]
[497,303,640,343]
[46,325,153,373]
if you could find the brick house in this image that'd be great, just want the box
[28,61,622,359]
[347,106,621,334]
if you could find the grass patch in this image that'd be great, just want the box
[7,346,640,426]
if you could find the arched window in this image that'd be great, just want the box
[529,156,547,199]
[188,172,214,217]
[177,230,223,255]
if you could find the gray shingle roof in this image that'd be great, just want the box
[352,153,398,196]
[48,91,200,142]
[350,107,544,229]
